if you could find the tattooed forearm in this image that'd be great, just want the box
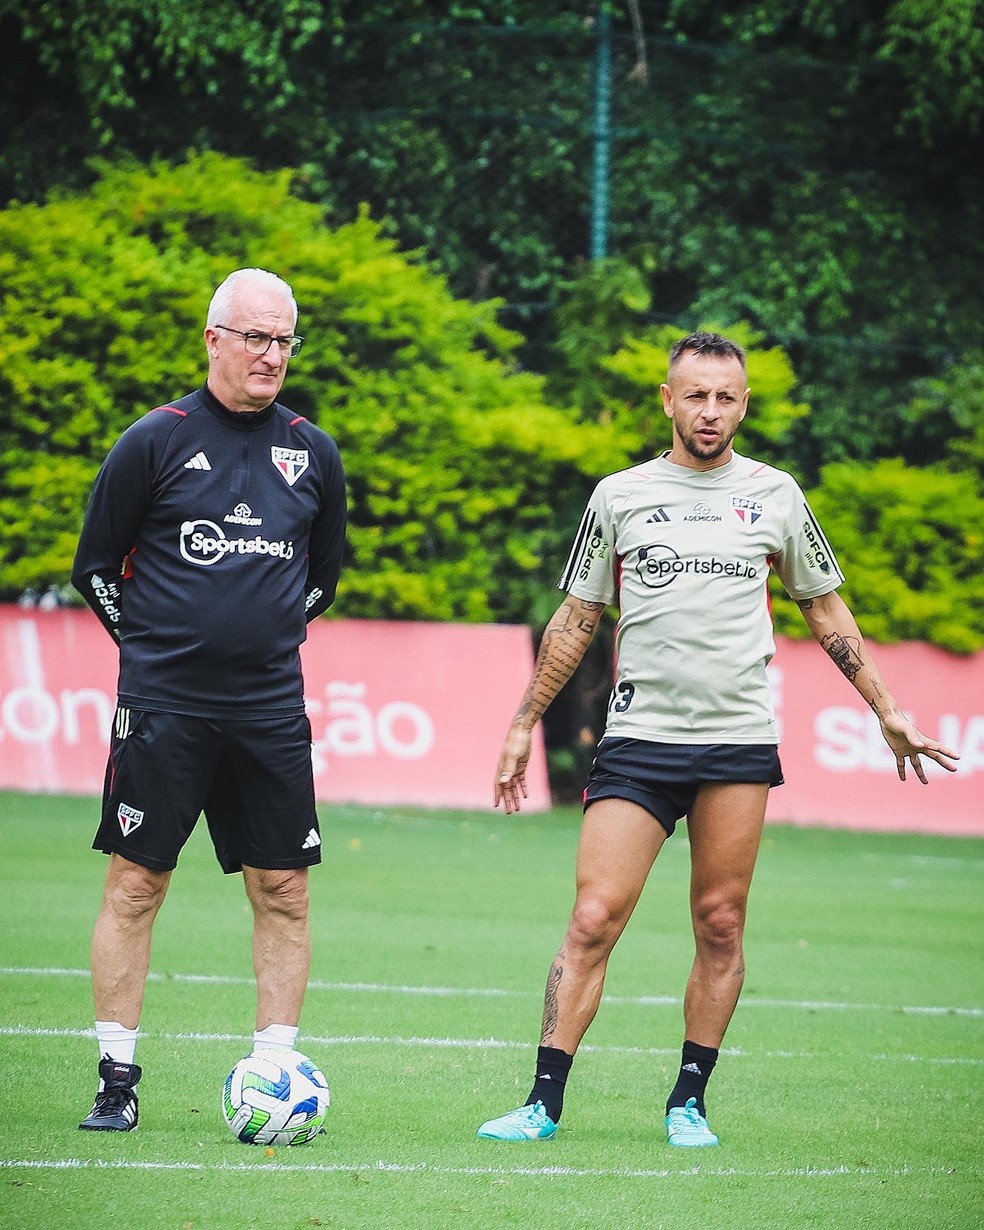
[799,592,905,723]
[516,598,605,725]
[540,956,563,1044]
[865,680,888,714]
[820,632,864,683]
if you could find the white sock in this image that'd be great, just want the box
[252,1023,299,1054]
[95,1021,139,1086]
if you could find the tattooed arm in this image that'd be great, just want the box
[493,594,607,812]
[797,590,959,784]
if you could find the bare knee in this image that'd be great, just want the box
[245,868,309,923]
[566,894,627,956]
[102,859,169,923]
[692,894,746,958]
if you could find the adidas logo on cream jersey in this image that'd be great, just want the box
[184,451,212,471]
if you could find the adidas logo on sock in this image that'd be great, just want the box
[184,451,212,471]
[301,828,321,849]
[682,1062,702,1074]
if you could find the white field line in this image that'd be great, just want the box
[905,854,984,869]
[1,1024,981,1067]
[1,965,981,1018]
[0,1157,974,1181]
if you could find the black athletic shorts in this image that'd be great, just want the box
[96,708,320,874]
[583,737,784,838]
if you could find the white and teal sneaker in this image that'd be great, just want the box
[477,1100,558,1141]
[665,1096,720,1147]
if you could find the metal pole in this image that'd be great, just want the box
[590,4,612,261]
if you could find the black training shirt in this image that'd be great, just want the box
[72,386,347,719]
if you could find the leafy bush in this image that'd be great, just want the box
[0,152,631,619]
[2,153,980,654]
[771,460,984,653]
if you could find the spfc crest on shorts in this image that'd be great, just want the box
[271,446,309,487]
[117,803,144,836]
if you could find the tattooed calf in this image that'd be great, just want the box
[540,956,564,1044]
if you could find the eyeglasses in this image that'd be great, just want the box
[214,324,304,358]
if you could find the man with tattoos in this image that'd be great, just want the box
[476,331,959,1146]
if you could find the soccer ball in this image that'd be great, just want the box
[222,1050,330,1146]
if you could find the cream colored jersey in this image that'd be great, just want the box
[559,451,844,744]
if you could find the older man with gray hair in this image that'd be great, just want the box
[72,268,346,1132]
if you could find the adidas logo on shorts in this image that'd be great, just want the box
[301,829,321,850]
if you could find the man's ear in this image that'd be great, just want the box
[660,383,673,420]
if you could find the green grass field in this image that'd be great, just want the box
[1,791,981,1230]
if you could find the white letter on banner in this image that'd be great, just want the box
[1,687,60,743]
[814,706,865,771]
[60,689,114,745]
[324,682,376,755]
[375,702,434,760]
[941,714,984,774]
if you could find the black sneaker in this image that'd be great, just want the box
[79,1058,141,1132]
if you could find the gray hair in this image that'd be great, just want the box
[206,268,297,328]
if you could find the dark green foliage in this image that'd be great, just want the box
[1,3,981,481]
[1,152,980,652]
[550,256,984,654]
[0,154,632,619]
[771,460,984,653]
[899,350,984,478]
[3,0,983,653]
[543,253,808,464]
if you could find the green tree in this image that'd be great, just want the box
[0,152,632,619]
[599,323,807,466]
[545,257,808,465]
[661,0,984,140]
[2,152,980,653]
[770,460,984,653]
[2,3,982,486]
[898,350,984,479]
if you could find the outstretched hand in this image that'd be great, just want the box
[493,727,532,813]
[879,712,960,784]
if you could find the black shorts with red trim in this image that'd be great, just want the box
[96,708,320,874]
[583,736,783,837]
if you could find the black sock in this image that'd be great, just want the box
[525,1045,573,1123]
[665,1040,718,1116]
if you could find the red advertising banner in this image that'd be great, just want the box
[0,605,980,834]
[765,637,983,836]
[0,606,551,811]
